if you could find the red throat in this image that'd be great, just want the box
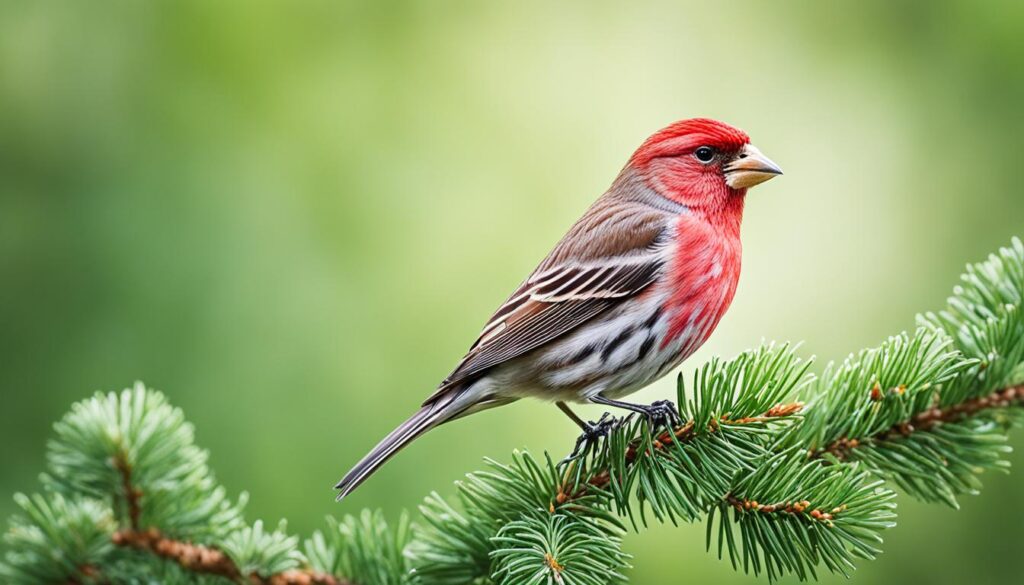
[661,214,743,351]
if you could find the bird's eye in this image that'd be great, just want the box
[694,146,716,163]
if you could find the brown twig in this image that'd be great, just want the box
[724,494,844,525]
[816,384,1023,460]
[112,451,141,531]
[110,451,347,585]
[554,402,803,507]
[113,529,238,579]
[113,528,347,585]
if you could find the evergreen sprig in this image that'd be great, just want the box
[2,238,1023,584]
[413,450,627,584]
[0,494,114,584]
[710,451,894,581]
[305,511,416,585]
[793,238,1024,506]
[43,386,243,538]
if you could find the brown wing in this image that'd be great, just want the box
[428,194,674,401]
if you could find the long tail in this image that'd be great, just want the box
[334,391,470,500]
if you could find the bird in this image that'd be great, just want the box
[335,118,782,500]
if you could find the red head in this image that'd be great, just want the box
[628,118,782,217]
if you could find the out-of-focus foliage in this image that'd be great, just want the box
[2,2,1024,584]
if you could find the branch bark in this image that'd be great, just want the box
[112,529,347,585]
[815,384,1023,460]
[113,452,141,531]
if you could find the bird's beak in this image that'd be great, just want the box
[724,144,783,189]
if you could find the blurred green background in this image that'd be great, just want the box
[2,1,1023,583]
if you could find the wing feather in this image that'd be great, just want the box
[427,195,677,402]
[436,256,665,391]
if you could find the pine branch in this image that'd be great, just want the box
[816,383,1024,460]
[2,237,1023,584]
[555,401,805,506]
[107,445,336,584]
[788,239,1024,506]
[1,385,415,585]
[111,529,239,581]
[112,527,344,585]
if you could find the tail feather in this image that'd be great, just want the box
[334,393,466,500]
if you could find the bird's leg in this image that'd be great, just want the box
[557,401,591,431]
[589,395,682,430]
[557,402,617,465]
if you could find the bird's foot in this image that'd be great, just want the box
[585,411,619,441]
[640,399,682,431]
[561,412,618,466]
[589,395,682,432]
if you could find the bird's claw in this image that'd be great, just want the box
[643,399,682,430]
[560,412,619,467]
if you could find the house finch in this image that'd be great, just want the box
[336,118,782,499]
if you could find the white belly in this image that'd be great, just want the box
[481,288,708,402]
